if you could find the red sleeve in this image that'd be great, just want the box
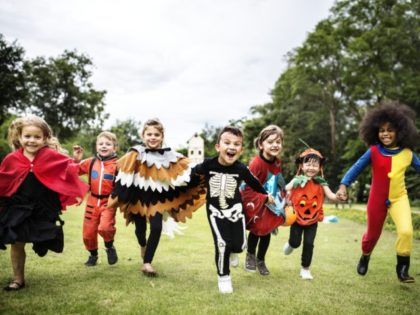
[78,157,93,176]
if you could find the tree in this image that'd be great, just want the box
[110,118,142,154]
[243,0,420,198]
[0,34,27,124]
[23,50,107,141]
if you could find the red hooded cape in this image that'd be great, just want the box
[0,147,89,209]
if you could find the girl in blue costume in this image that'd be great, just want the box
[337,102,420,283]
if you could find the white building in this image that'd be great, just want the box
[188,133,204,164]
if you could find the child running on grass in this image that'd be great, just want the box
[283,147,338,280]
[0,115,88,291]
[192,126,274,294]
[73,131,119,266]
[240,125,287,276]
[336,102,419,283]
[109,118,206,277]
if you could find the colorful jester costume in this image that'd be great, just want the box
[108,145,206,222]
[341,144,420,256]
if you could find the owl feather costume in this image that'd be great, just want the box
[109,145,206,222]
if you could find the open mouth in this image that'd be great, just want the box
[226,152,236,158]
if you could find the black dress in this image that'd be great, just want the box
[0,172,64,256]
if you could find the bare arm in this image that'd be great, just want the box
[72,145,84,163]
[336,184,348,201]
[323,185,339,202]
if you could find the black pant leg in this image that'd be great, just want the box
[247,232,259,255]
[257,233,271,261]
[301,223,318,268]
[289,222,303,248]
[143,212,163,264]
[132,214,147,247]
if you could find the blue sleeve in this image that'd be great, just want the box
[412,152,420,173]
[341,148,372,186]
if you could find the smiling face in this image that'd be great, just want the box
[96,136,116,158]
[215,131,244,166]
[19,125,46,160]
[301,158,321,178]
[259,134,282,161]
[378,122,397,148]
[142,126,164,149]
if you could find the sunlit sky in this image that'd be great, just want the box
[0,0,335,148]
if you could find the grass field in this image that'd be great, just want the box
[1,205,419,315]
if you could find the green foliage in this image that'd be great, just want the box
[109,118,142,154]
[241,0,420,196]
[23,50,108,141]
[0,35,27,124]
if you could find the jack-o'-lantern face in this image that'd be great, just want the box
[290,180,324,225]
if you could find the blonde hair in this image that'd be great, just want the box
[254,125,284,151]
[97,131,118,148]
[141,118,165,139]
[7,115,65,153]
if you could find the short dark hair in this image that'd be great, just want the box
[216,126,244,144]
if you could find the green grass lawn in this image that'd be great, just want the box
[1,205,419,315]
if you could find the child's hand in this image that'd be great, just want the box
[73,145,84,162]
[266,194,275,205]
[336,184,348,201]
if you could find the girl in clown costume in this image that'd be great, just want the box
[337,102,419,283]
[283,148,338,280]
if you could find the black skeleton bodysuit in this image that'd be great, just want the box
[193,157,268,276]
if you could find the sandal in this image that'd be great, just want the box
[3,280,25,291]
[141,264,157,277]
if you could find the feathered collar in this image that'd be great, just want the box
[132,145,182,169]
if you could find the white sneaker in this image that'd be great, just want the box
[283,242,293,255]
[230,253,239,268]
[218,275,233,294]
[300,268,313,280]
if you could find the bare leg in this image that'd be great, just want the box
[10,242,26,286]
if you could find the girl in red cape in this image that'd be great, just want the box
[0,115,89,291]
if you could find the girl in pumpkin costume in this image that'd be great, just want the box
[283,148,338,280]
[336,103,419,283]
[108,118,206,276]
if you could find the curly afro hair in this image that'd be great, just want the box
[359,102,418,150]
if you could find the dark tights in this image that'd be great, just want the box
[247,232,271,261]
[132,213,162,264]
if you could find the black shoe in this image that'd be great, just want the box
[85,255,98,266]
[245,253,256,272]
[396,255,415,283]
[357,254,370,276]
[106,247,118,265]
[256,259,270,276]
[3,281,25,292]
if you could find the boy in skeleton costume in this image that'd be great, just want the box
[192,126,274,294]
